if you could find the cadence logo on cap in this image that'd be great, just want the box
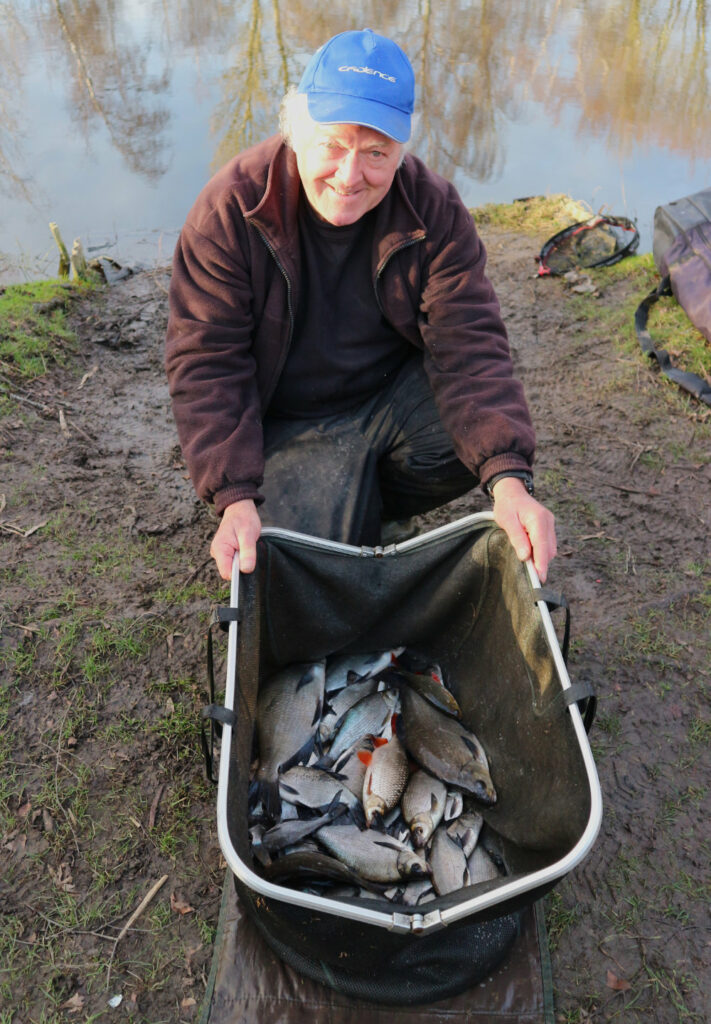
[338,65,397,83]
[297,29,415,143]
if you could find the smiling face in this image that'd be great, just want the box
[292,123,403,226]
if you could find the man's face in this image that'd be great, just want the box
[293,123,403,226]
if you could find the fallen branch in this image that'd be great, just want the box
[601,482,668,497]
[115,875,169,944]
[0,383,52,413]
[148,784,165,830]
[106,874,169,989]
[78,365,98,389]
[0,518,49,538]
[8,621,43,635]
[59,415,98,446]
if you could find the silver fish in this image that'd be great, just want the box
[361,734,410,826]
[278,765,364,825]
[382,806,413,845]
[248,824,271,867]
[318,674,379,744]
[401,769,447,848]
[429,826,470,896]
[466,845,502,885]
[396,687,497,806]
[323,688,400,765]
[322,884,378,902]
[444,790,464,822]
[380,665,462,719]
[254,660,326,818]
[385,878,436,906]
[329,735,375,797]
[446,810,484,858]
[280,800,300,821]
[316,822,431,883]
[262,849,386,893]
[261,792,347,854]
[324,648,404,694]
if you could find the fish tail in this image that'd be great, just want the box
[279,735,317,774]
[324,790,349,822]
[314,752,335,770]
[254,780,281,821]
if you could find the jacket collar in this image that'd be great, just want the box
[244,137,426,277]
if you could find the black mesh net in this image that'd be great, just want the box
[217,520,595,1004]
[236,870,521,1003]
[538,215,639,275]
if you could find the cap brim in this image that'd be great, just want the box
[306,92,411,143]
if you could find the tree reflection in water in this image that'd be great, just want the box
[0,0,709,222]
[208,0,711,181]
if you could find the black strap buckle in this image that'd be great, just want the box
[532,587,596,733]
[532,586,570,664]
[561,679,597,733]
[201,605,240,783]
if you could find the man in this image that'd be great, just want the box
[165,29,556,581]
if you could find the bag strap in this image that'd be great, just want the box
[532,588,596,733]
[201,605,240,784]
[634,276,711,407]
[562,679,597,733]
[541,677,597,734]
[532,586,570,664]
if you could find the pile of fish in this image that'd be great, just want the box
[247,649,506,906]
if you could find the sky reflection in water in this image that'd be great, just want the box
[1,0,710,282]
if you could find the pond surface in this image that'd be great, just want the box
[1,0,710,283]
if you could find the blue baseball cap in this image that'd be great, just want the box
[297,29,415,143]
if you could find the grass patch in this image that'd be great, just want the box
[688,716,710,746]
[473,193,592,236]
[474,203,711,396]
[0,279,97,393]
[151,696,201,765]
[622,610,684,663]
[545,888,580,951]
[568,252,711,396]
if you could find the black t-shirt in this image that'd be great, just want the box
[267,197,410,418]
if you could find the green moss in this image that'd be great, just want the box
[0,278,98,392]
[472,193,592,236]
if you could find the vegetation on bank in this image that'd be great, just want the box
[473,194,711,395]
[2,197,709,404]
[473,192,593,235]
[0,278,99,410]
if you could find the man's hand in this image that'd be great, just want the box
[490,476,557,583]
[210,499,262,579]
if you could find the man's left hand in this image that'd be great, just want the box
[490,476,557,583]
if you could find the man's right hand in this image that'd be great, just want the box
[210,499,262,579]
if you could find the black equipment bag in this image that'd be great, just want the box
[635,188,711,406]
[209,516,601,1005]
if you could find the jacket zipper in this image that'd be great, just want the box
[374,235,426,318]
[254,225,295,407]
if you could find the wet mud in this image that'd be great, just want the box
[1,230,709,1022]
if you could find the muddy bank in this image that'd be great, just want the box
[1,232,709,1022]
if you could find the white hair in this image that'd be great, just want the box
[279,86,409,166]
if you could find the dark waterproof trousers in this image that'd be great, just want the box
[260,354,476,545]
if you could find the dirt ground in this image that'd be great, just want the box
[1,226,709,1023]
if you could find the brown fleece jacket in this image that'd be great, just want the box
[165,135,535,513]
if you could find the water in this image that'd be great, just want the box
[1,0,710,284]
